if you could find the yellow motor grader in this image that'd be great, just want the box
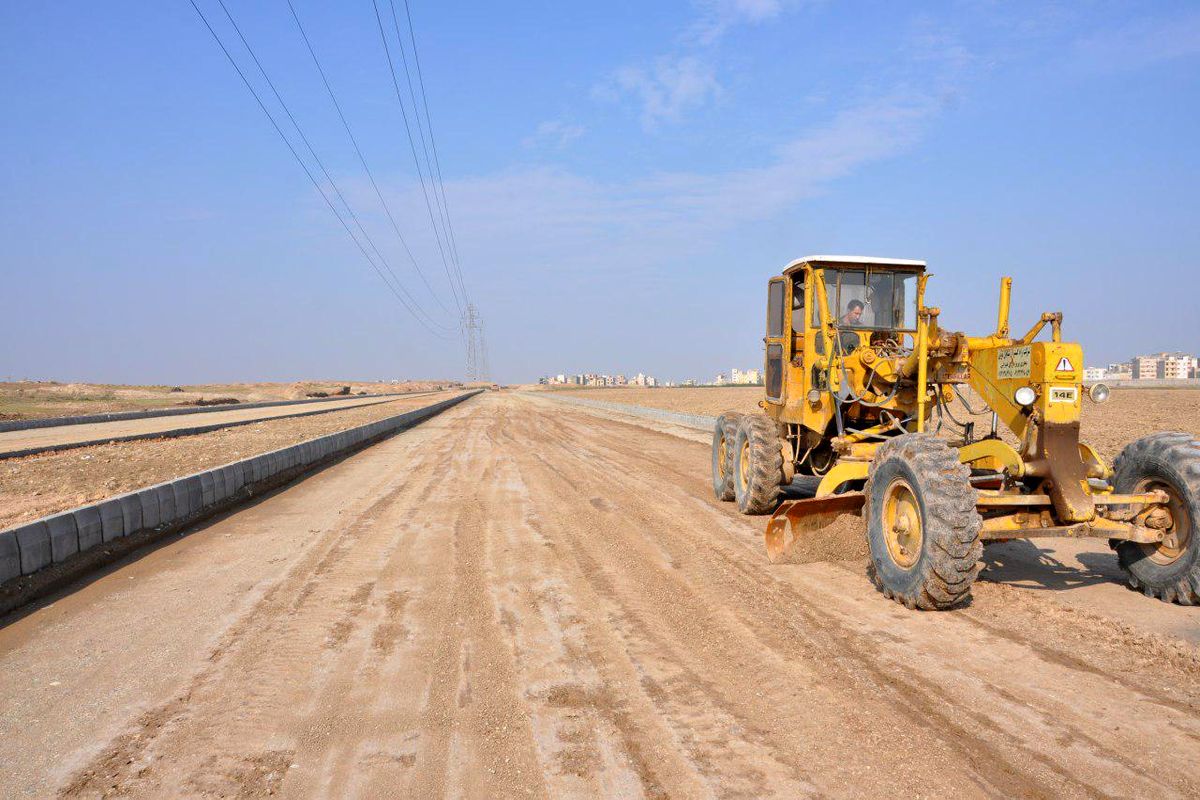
[711,255,1199,609]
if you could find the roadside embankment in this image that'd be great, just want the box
[1,392,459,528]
[0,391,480,613]
[0,390,413,434]
[0,393,438,460]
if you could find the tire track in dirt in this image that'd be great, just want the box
[478,402,709,798]
[15,393,1200,798]
[505,404,1024,797]
[503,396,1200,797]
[59,412,471,797]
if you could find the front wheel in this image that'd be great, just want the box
[865,434,982,610]
[1112,433,1200,604]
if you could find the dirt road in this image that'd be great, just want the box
[2,393,1198,798]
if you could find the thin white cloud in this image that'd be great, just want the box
[598,56,721,129]
[1072,9,1200,72]
[596,0,789,128]
[687,0,784,46]
[522,120,586,150]
[347,91,937,286]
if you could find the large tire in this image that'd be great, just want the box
[865,433,982,610]
[711,411,744,501]
[733,414,784,515]
[1112,433,1200,604]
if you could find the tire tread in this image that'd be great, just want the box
[1112,433,1200,604]
[865,433,982,610]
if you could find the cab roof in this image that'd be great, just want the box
[782,255,926,276]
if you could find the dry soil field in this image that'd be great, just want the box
[560,385,1200,461]
[0,380,455,421]
[3,392,1200,798]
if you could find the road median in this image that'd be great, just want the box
[0,390,418,434]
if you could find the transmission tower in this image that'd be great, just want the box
[463,303,489,382]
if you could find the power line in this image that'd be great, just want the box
[385,0,459,289]
[369,0,465,315]
[186,0,452,339]
[212,0,452,336]
[391,0,475,383]
[284,0,456,317]
[393,0,482,380]
[396,0,470,304]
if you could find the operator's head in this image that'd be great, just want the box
[843,299,865,324]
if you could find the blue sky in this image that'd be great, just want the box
[2,1,1198,384]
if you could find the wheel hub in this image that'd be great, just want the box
[1137,479,1190,565]
[883,478,922,569]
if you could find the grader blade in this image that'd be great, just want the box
[764,493,866,564]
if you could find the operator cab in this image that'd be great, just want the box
[782,255,924,355]
[764,255,925,408]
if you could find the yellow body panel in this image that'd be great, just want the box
[757,259,1117,527]
[965,340,1084,440]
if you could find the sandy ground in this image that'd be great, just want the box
[0,391,458,528]
[0,381,455,421]
[2,393,1198,798]
[561,386,1200,460]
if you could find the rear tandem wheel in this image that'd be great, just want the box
[733,414,785,515]
[711,411,744,501]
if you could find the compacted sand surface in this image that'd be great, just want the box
[561,386,1200,460]
[2,393,1198,798]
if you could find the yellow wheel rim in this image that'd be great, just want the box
[718,434,727,474]
[1136,479,1191,565]
[883,478,922,569]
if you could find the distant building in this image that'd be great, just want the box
[540,370,661,387]
[1132,355,1157,380]
[730,368,762,385]
[1131,352,1196,380]
[1083,367,1107,382]
[1106,361,1133,380]
[1162,353,1192,380]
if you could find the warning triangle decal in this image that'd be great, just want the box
[1056,356,1074,372]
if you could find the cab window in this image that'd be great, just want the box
[767,280,785,337]
[809,266,918,332]
[791,279,805,333]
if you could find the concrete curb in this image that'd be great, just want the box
[535,394,718,431]
[0,391,481,605]
[0,390,436,434]
[0,394,435,460]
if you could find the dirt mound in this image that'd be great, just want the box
[181,397,240,407]
[771,517,870,565]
